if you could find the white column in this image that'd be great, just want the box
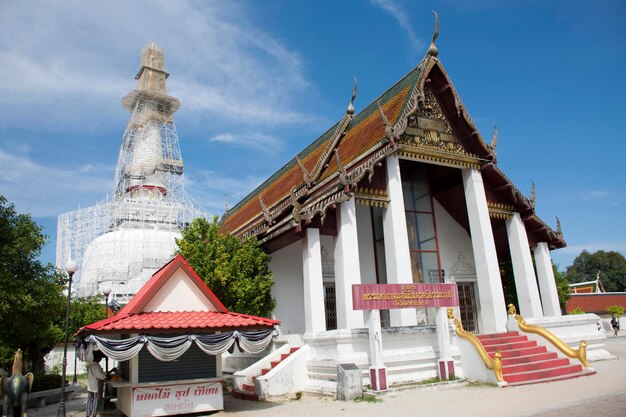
[334,197,365,329]
[506,213,543,318]
[435,308,455,380]
[462,168,507,333]
[534,242,562,317]
[302,228,326,334]
[383,155,417,327]
[367,309,387,391]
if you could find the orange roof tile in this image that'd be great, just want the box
[220,63,422,236]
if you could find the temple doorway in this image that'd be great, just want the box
[458,282,479,333]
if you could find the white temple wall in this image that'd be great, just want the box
[320,234,335,278]
[356,204,377,285]
[433,200,476,279]
[270,240,305,335]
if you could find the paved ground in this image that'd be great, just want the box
[29,336,626,417]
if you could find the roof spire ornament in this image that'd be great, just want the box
[427,11,439,57]
[490,125,498,161]
[377,99,397,144]
[556,216,562,236]
[295,154,312,188]
[347,77,357,115]
[530,181,536,209]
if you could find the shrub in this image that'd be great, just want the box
[31,374,63,392]
[569,307,585,315]
[606,305,625,317]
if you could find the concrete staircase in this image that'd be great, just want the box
[477,331,595,386]
[231,346,300,401]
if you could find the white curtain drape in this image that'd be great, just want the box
[78,329,277,362]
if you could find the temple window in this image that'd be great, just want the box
[401,161,442,326]
[400,161,442,284]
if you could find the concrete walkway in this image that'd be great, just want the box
[29,336,626,417]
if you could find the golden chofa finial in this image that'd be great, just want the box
[427,11,439,57]
[347,77,357,115]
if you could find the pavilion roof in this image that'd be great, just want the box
[76,254,278,336]
[76,310,278,335]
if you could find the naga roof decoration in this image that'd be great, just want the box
[489,125,498,162]
[220,14,565,251]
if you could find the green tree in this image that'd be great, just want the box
[553,262,571,313]
[176,217,276,317]
[69,296,106,337]
[565,250,626,292]
[500,260,570,314]
[0,196,66,372]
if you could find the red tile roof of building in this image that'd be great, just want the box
[78,310,279,335]
[565,293,626,314]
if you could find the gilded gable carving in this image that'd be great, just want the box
[398,85,480,169]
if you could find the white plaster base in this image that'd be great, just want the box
[302,326,462,392]
[516,314,615,362]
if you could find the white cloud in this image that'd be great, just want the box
[0,0,315,131]
[371,0,422,51]
[560,239,626,255]
[207,132,282,152]
[0,148,113,217]
[185,169,266,214]
[578,189,622,207]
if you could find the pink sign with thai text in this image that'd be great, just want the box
[132,381,222,417]
[352,283,459,310]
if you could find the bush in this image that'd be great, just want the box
[607,305,625,317]
[569,307,585,315]
[31,374,63,392]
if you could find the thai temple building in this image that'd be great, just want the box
[56,43,207,303]
[220,19,610,397]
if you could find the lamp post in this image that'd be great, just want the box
[100,283,112,408]
[57,259,78,417]
[101,284,111,319]
[101,284,112,375]
[72,343,78,384]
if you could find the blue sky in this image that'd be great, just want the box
[1,0,624,271]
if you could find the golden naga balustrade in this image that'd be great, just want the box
[446,308,504,383]
[507,304,591,369]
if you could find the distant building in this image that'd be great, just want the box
[569,273,606,294]
[566,274,625,323]
[56,43,207,303]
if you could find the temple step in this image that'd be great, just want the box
[474,331,595,386]
[232,344,299,401]
[231,389,259,401]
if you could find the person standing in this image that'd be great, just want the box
[610,315,620,337]
[86,351,107,417]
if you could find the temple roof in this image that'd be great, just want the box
[220,63,422,237]
[219,41,565,251]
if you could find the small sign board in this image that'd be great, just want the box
[352,283,459,310]
[132,381,223,417]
